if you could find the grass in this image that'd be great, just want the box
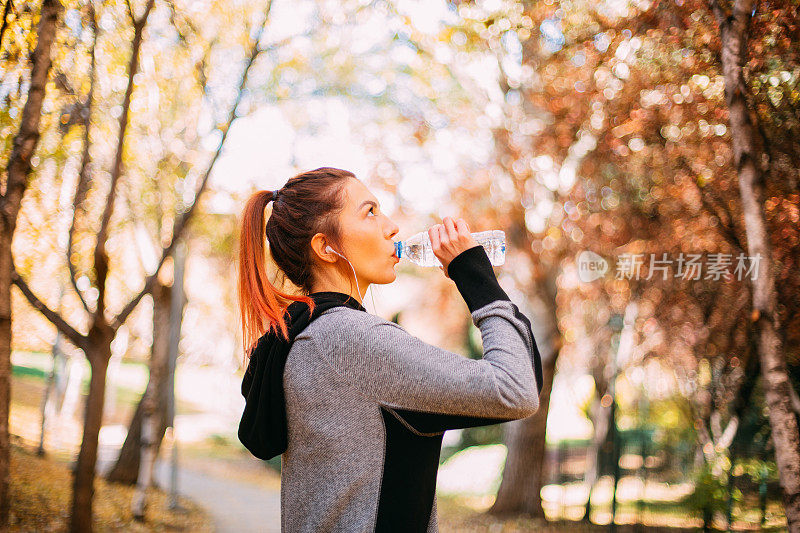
[435,486,787,532]
[436,493,786,532]
[8,441,212,532]
[437,493,668,532]
[11,351,203,420]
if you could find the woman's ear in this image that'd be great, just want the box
[310,233,336,263]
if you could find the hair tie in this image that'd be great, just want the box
[272,189,282,203]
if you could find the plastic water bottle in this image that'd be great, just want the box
[393,230,506,267]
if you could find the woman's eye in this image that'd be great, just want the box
[368,207,376,216]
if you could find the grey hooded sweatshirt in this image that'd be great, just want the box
[279,244,543,532]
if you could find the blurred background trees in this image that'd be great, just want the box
[1,0,798,530]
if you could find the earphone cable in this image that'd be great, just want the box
[329,248,363,303]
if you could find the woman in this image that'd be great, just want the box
[237,167,543,533]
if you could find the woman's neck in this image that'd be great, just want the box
[310,266,367,304]
[310,283,364,305]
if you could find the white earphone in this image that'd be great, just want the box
[325,245,363,300]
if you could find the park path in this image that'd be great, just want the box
[97,441,281,533]
[153,459,281,533]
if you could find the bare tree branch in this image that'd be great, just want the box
[68,1,98,315]
[0,0,13,52]
[124,0,136,27]
[164,0,199,44]
[113,0,275,329]
[10,267,87,351]
[679,155,747,255]
[93,0,154,321]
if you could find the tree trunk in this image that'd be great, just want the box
[0,223,12,529]
[488,267,561,519]
[105,392,169,484]
[106,282,171,485]
[104,326,128,419]
[0,0,62,525]
[131,406,160,520]
[38,330,66,456]
[489,348,559,518]
[712,0,800,528]
[582,379,612,522]
[60,356,84,424]
[38,285,68,456]
[163,240,187,509]
[69,342,111,533]
[131,242,186,518]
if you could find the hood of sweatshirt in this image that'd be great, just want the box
[237,291,367,460]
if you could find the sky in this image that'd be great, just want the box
[204,0,491,219]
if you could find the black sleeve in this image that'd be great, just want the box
[381,245,544,435]
[446,244,511,312]
[448,244,542,393]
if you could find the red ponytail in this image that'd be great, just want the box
[237,190,314,358]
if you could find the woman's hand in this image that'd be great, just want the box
[429,217,480,279]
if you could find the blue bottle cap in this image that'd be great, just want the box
[393,241,402,259]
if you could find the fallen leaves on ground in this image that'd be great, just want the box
[8,442,213,532]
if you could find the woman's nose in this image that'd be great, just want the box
[386,220,399,239]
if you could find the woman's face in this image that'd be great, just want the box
[311,178,400,297]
